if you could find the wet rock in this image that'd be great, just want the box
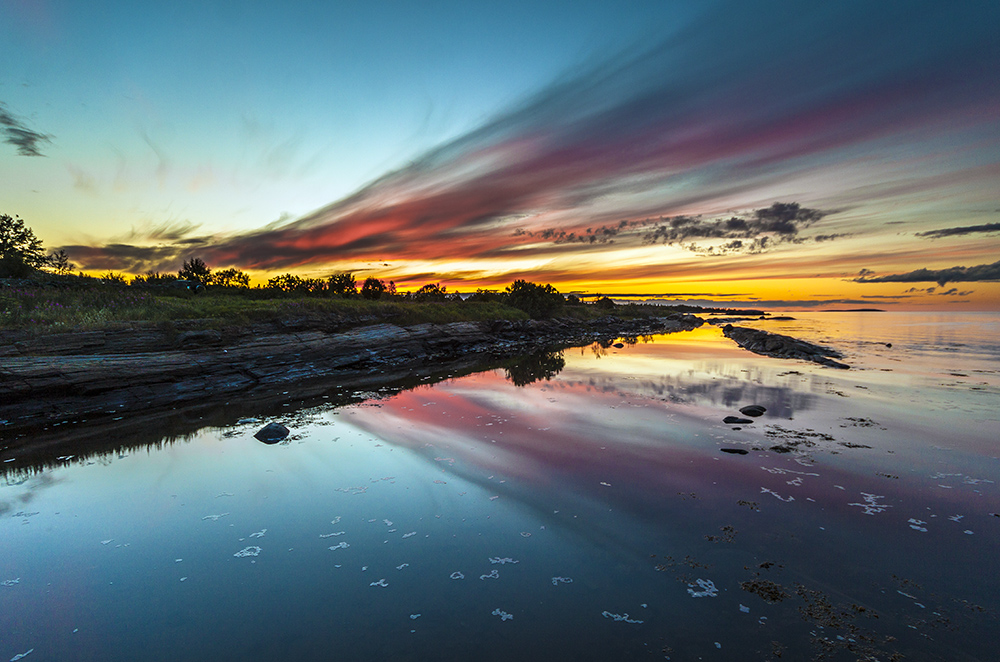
[722,325,850,369]
[176,329,223,348]
[612,342,624,349]
[254,422,289,444]
[720,448,749,455]
[0,315,709,433]
[724,416,753,425]
[739,405,767,417]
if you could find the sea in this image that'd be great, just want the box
[1,311,998,661]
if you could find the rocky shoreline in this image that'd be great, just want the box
[0,313,703,441]
[722,324,850,369]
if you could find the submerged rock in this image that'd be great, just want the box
[724,416,753,425]
[739,405,767,417]
[254,422,289,444]
[720,448,749,455]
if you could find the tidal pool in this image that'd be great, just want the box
[2,312,998,660]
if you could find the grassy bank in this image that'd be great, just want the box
[0,284,537,332]
[1,280,690,335]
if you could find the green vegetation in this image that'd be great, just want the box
[0,216,694,335]
[0,281,537,332]
[0,269,694,335]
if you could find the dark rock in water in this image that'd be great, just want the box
[706,316,760,326]
[769,445,793,454]
[885,343,892,348]
[254,422,289,444]
[612,342,624,349]
[720,448,749,455]
[724,416,753,425]
[770,316,796,321]
[739,405,767,417]
[722,324,850,369]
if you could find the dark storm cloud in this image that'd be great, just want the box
[513,202,830,255]
[915,222,1000,239]
[854,260,1000,286]
[641,202,827,254]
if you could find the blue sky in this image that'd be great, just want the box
[2,0,998,307]
[2,0,693,239]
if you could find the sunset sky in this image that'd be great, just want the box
[2,0,998,309]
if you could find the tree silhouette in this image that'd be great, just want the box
[361,277,388,300]
[504,280,564,318]
[46,249,75,274]
[412,282,447,302]
[178,258,211,283]
[212,267,250,288]
[0,214,46,276]
[328,272,357,297]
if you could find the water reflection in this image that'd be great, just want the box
[2,315,999,661]
[502,350,566,387]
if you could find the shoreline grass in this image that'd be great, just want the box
[0,274,753,336]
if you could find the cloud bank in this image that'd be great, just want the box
[855,260,1000,287]
[916,223,1000,239]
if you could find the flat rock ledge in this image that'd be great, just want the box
[0,314,702,433]
[722,324,849,369]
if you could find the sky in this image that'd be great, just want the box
[1,0,999,309]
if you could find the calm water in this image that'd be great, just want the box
[2,312,999,661]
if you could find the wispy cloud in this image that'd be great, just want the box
[0,101,52,156]
[68,0,1000,279]
[855,260,1000,287]
[915,222,1000,239]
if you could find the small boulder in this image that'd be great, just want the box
[739,405,767,417]
[612,342,625,349]
[724,416,753,425]
[254,422,290,444]
[720,448,749,455]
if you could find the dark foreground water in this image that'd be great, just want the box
[2,312,999,661]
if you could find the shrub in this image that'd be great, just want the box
[212,267,250,288]
[595,296,616,310]
[132,271,176,286]
[466,289,503,303]
[504,280,564,318]
[101,271,128,286]
[361,277,388,300]
[0,252,33,278]
[412,283,447,302]
[327,272,357,298]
